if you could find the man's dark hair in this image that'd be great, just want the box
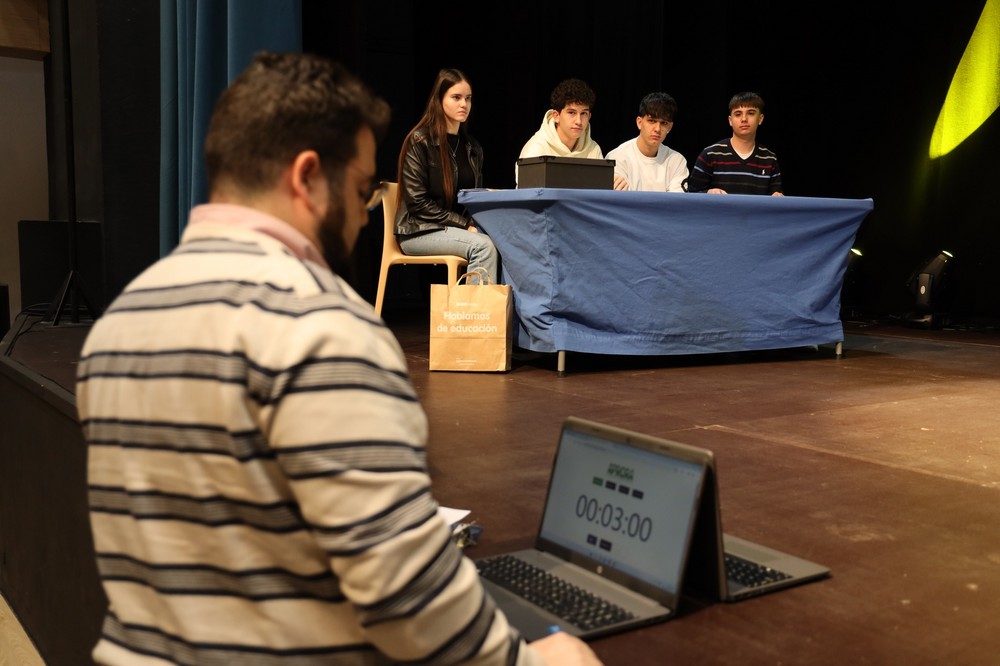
[550,78,596,112]
[205,51,390,195]
[728,91,765,113]
[638,93,678,122]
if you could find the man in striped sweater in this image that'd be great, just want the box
[685,91,784,196]
[76,51,600,666]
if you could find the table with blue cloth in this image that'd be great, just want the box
[458,188,874,373]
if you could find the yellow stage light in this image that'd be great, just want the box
[929,0,1000,158]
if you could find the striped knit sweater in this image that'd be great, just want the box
[76,205,541,665]
[686,139,783,195]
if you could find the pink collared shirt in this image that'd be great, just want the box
[186,203,328,269]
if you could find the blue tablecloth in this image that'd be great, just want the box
[458,188,873,356]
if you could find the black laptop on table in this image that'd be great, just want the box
[475,417,830,641]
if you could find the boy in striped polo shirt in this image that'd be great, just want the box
[686,91,784,196]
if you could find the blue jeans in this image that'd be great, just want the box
[398,226,499,284]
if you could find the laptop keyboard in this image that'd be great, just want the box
[725,553,793,589]
[478,555,636,631]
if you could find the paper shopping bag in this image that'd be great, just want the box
[429,271,513,372]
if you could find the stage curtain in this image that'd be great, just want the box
[159,0,302,254]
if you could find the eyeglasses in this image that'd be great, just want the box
[364,179,389,211]
[346,164,388,211]
[347,164,389,211]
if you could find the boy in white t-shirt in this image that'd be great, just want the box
[605,92,689,192]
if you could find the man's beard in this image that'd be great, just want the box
[317,197,356,283]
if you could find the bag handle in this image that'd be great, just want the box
[458,267,492,285]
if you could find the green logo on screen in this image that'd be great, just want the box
[607,463,634,482]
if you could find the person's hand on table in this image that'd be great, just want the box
[613,175,629,191]
[707,187,727,194]
[530,631,604,665]
[771,191,785,196]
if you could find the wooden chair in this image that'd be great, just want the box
[374,182,468,317]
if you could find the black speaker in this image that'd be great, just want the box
[17,219,104,313]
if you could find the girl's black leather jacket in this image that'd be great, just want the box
[395,127,484,236]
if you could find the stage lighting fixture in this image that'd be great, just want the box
[840,248,864,320]
[907,250,955,327]
[928,0,1000,158]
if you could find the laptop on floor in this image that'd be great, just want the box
[681,437,832,604]
[475,417,829,642]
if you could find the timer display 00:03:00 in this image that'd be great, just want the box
[575,494,653,541]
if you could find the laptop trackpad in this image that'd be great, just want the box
[483,580,577,642]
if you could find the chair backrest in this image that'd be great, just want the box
[373,180,468,316]
[381,181,403,259]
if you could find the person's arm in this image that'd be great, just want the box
[685,151,713,193]
[769,156,784,196]
[400,135,470,229]
[530,632,604,665]
[584,140,605,160]
[606,147,630,191]
[518,134,548,161]
[687,161,712,192]
[270,311,534,664]
[666,151,690,193]
[516,134,550,186]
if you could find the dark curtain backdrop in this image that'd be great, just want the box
[305,1,998,321]
[58,1,995,319]
[159,0,302,253]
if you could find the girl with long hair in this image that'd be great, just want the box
[394,68,498,283]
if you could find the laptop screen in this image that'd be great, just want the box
[537,424,706,594]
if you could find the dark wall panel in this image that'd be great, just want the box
[47,0,160,311]
[93,1,161,306]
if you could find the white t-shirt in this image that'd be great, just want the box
[605,138,689,192]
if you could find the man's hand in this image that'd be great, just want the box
[707,187,727,194]
[771,191,785,196]
[613,175,629,191]
[529,632,604,665]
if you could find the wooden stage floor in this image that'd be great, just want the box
[3,310,1000,664]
